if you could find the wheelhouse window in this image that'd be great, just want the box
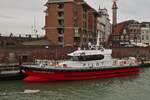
[71,54,104,61]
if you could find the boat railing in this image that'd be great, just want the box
[0,63,19,67]
[22,59,68,67]
[112,57,139,67]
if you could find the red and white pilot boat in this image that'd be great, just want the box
[22,45,140,82]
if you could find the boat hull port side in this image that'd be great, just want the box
[23,67,139,82]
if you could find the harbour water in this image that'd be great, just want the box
[0,68,150,100]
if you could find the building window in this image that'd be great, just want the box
[83,38,87,42]
[83,21,86,28]
[121,35,124,40]
[58,29,64,35]
[142,31,145,34]
[46,13,49,16]
[58,37,63,42]
[74,22,78,27]
[58,11,64,17]
[44,9,49,16]
[83,30,87,36]
[0,41,2,45]
[142,35,144,40]
[134,29,136,33]
[114,36,120,41]
[57,4,64,9]
[83,13,86,19]
[74,28,79,34]
[129,29,132,33]
[58,19,64,27]
[126,35,129,40]
[146,30,149,33]
[146,35,149,40]
[146,24,149,28]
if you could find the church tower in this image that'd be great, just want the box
[112,0,118,26]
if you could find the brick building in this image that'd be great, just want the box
[109,1,143,47]
[110,20,141,47]
[0,34,52,63]
[141,22,150,45]
[0,34,75,63]
[44,0,98,47]
[97,7,111,47]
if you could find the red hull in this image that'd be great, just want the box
[23,67,140,82]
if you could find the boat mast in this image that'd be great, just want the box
[34,16,38,34]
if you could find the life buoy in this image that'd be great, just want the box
[63,64,68,68]
[124,61,127,64]
[55,64,59,68]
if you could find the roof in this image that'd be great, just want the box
[113,20,139,35]
[47,0,98,15]
[113,22,127,35]
[112,1,118,9]
[68,48,112,56]
[22,39,53,46]
[0,36,54,47]
[48,0,74,3]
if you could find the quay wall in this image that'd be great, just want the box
[112,47,150,59]
[0,46,150,63]
[0,46,76,63]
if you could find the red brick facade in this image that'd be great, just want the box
[44,0,98,47]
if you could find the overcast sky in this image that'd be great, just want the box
[0,0,150,36]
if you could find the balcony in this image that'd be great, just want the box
[58,42,64,47]
[58,11,64,19]
[58,8,64,12]
[43,9,48,13]
[58,16,64,19]
[58,19,64,28]
[59,34,64,37]
[74,33,80,37]
[57,26,64,29]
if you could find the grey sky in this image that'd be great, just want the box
[0,0,149,35]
